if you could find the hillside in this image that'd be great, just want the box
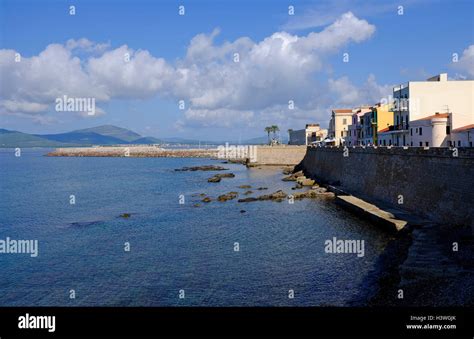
[0,129,75,148]
[72,125,142,142]
[39,131,127,145]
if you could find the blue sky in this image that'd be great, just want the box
[1,0,473,140]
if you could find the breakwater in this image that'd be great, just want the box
[46,146,218,158]
[300,146,474,228]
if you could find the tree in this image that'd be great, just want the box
[264,126,272,144]
[271,125,280,140]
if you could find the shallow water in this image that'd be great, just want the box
[0,148,389,306]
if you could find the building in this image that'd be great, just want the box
[347,109,368,146]
[328,109,353,146]
[382,73,474,146]
[409,113,451,147]
[289,124,328,145]
[370,103,393,145]
[347,104,393,146]
[451,124,474,147]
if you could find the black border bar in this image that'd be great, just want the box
[0,307,472,337]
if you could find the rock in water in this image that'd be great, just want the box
[238,190,288,202]
[217,192,239,202]
[175,165,228,171]
[282,170,304,181]
[208,173,235,182]
[297,176,316,186]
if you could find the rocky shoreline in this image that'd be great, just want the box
[360,222,474,306]
[187,161,474,307]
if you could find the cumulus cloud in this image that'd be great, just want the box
[328,74,392,107]
[452,45,474,78]
[0,12,378,129]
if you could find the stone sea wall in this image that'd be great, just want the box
[300,146,474,227]
[250,145,307,166]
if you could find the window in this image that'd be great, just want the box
[419,142,422,146]
[425,142,429,146]
[343,118,347,125]
[341,131,343,137]
[416,128,418,133]
[419,127,422,136]
[389,140,392,146]
[411,141,413,146]
[410,128,413,136]
[446,126,450,135]
[396,116,399,125]
[458,140,461,147]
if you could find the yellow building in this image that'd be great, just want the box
[371,103,393,145]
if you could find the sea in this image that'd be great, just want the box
[0,148,389,306]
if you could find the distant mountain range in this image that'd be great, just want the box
[0,125,283,148]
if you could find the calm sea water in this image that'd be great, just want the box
[0,148,389,306]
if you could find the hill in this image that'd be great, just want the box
[0,129,75,148]
[38,131,127,145]
[72,125,142,142]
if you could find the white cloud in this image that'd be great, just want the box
[452,45,474,78]
[66,38,110,54]
[328,74,392,107]
[0,12,379,130]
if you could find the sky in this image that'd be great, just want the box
[0,0,473,141]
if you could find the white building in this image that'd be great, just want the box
[409,113,451,147]
[451,124,474,147]
[382,73,474,146]
[289,124,327,145]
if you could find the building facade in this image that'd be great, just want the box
[289,124,328,145]
[409,113,451,147]
[328,109,353,146]
[451,124,474,147]
[381,73,474,146]
[346,104,393,146]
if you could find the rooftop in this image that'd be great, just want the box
[452,124,474,133]
[412,113,450,122]
[332,109,353,114]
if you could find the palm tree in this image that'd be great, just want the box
[271,125,280,141]
[264,126,272,144]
